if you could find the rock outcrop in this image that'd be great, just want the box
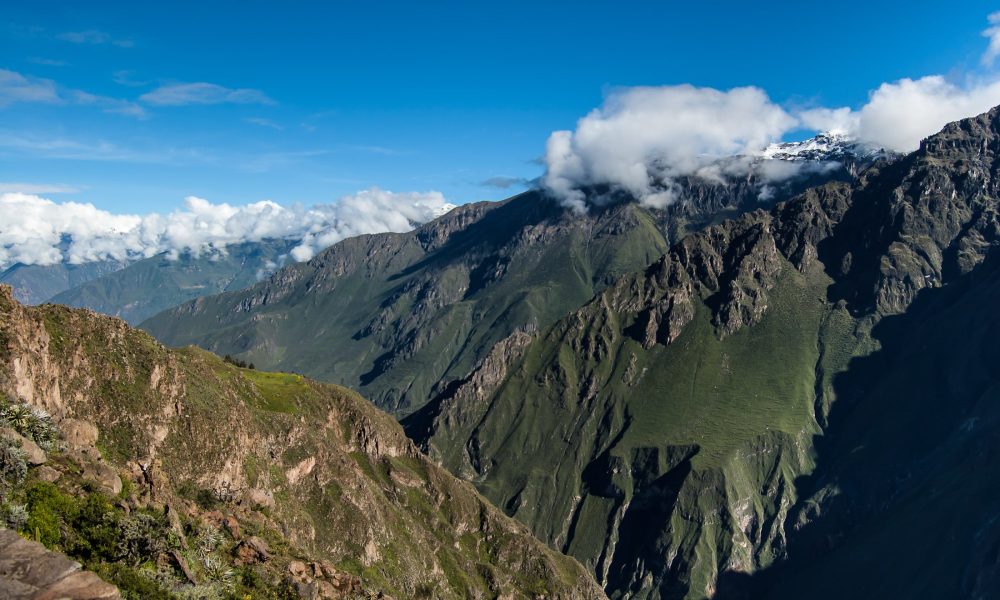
[0,529,120,600]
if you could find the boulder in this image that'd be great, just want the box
[223,515,242,540]
[245,487,275,509]
[81,462,122,496]
[0,427,46,465]
[34,465,61,483]
[233,536,270,565]
[60,419,99,448]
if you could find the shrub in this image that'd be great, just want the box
[1,501,28,529]
[0,437,27,499]
[222,355,255,370]
[0,399,59,451]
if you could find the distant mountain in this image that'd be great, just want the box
[407,108,1000,598]
[49,240,297,324]
[0,259,129,305]
[0,284,604,598]
[141,141,881,415]
[761,132,892,167]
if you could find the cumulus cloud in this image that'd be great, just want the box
[541,12,1000,211]
[0,188,454,269]
[800,76,1000,152]
[543,85,796,211]
[141,83,275,106]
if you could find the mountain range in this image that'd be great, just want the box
[141,135,883,415]
[3,108,998,599]
[136,109,1000,599]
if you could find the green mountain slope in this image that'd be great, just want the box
[142,165,858,416]
[49,240,296,325]
[411,107,1000,598]
[142,195,671,414]
[0,283,604,599]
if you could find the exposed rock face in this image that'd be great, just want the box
[0,285,606,599]
[419,107,1000,599]
[0,529,120,600]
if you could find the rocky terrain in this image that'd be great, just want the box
[406,107,1000,598]
[0,284,604,599]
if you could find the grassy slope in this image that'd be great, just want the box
[142,195,670,414]
[447,258,866,598]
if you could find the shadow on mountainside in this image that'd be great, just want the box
[714,250,1000,599]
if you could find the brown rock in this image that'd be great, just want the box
[0,529,120,600]
[202,510,225,527]
[33,571,120,600]
[81,462,122,496]
[34,465,61,483]
[288,560,309,579]
[223,515,242,540]
[0,427,46,465]
[245,487,275,509]
[234,536,270,565]
[170,550,197,585]
[60,418,99,448]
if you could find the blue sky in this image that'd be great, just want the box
[1,0,999,214]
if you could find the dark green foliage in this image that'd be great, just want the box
[223,354,255,369]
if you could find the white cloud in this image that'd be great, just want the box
[0,69,146,117]
[141,83,275,106]
[246,117,284,130]
[0,70,59,106]
[56,30,133,48]
[983,12,1000,66]
[543,85,796,211]
[0,189,454,268]
[800,76,1000,152]
[0,182,80,194]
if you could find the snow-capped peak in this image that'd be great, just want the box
[761,133,891,162]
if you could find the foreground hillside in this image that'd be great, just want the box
[0,285,603,599]
[408,108,1000,598]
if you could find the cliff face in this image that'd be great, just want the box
[415,108,1000,599]
[0,285,605,599]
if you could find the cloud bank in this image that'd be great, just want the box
[543,13,1000,211]
[544,85,796,211]
[0,188,454,269]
